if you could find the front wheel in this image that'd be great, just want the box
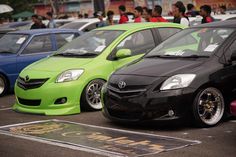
[0,74,8,96]
[81,79,106,111]
[192,87,225,127]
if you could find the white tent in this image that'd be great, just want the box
[0,4,13,14]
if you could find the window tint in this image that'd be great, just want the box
[157,28,181,41]
[115,29,155,55]
[56,33,76,49]
[22,35,52,54]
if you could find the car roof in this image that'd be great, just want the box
[96,22,185,31]
[8,28,80,35]
[192,19,236,28]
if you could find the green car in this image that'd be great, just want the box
[13,23,185,115]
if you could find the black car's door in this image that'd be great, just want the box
[220,37,236,100]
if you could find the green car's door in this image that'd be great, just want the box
[111,29,156,70]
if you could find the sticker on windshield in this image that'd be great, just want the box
[204,44,218,52]
[16,37,26,44]
[95,45,106,52]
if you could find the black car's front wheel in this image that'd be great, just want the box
[81,79,106,111]
[192,87,225,127]
[0,74,7,96]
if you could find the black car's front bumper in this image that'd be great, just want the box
[102,85,197,123]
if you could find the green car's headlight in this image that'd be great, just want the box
[56,69,84,83]
[160,74,196,90]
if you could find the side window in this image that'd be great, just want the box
[22,35,52,54]
[56,33,76,49]
[157,28,182,41]
[115,29,155,55]
[83,23,97,32]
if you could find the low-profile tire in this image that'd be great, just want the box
[192,87,225,128]
[81,79,106,111]
[0,74,8,97]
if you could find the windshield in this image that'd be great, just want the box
[146,28,234,58]
[0,34,29,54]
[54,30,124,57]
[60,22,88,29]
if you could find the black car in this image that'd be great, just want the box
[102,20,236,127]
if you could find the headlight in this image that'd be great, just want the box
[160,74,196,90]
[56,69,84,83]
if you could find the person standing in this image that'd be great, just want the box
[106,10,114,25]
[45,12,56,28]
[30,15,46,29]
[186,3,198,17]
[118,5,128,24]
[134,6,144,23]
[200,5,214,24]
[96,11,106,28]
[172,1,189,26]
[150,5,168,22]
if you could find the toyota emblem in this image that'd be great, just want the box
[25,75,30,82]
[118,81,126,89]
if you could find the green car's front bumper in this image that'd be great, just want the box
[13,78,85,115]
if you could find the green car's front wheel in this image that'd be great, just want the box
[81,79,106,111]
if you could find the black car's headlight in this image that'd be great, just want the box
[160,74,196,90]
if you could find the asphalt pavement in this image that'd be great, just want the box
[0,94,236,157]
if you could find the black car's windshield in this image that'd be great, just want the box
[54,30,124,57]
[146,28,234,58]
[0,34,29,54]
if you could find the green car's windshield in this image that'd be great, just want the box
[146,28,234,58]
[55,30,124,57]
[0,34,29,54]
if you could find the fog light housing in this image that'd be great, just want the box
[54,97,67,104]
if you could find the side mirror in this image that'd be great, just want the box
[115,49,131,59]
[231,50,236,61]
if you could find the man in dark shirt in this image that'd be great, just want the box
[30,14,46,29]
[200,5,214,24]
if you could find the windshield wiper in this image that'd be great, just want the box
[180,55,209,58]
[145,54,180,58]
[54,52,97,57]
[0,51,14,54]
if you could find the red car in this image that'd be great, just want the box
[230,101,236,116]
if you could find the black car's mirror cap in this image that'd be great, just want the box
[230,50,236,61]
[116,49,131,59]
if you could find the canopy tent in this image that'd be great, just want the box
[12,11,34,19]
[0,4,13,14]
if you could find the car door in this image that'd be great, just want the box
[111,29,156,70]
[221,36,236,98]
[16,34,55,73]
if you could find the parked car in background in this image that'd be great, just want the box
[0,29,81,96]
[230,101,236,116]
[102,20,236,128]
[13,23,185,115]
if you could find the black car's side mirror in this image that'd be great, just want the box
[231,50,236,61]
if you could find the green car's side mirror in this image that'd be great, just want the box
[116,49,131,59]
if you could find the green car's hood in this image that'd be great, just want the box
[26,56,94,72]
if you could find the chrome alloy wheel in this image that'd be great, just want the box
[0,76,5,95]
[197,88,224,126]
[86,82,103,110]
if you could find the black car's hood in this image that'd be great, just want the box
[115,58,205,77]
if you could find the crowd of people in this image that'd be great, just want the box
[95,1,217,28]
[28,1,226,30]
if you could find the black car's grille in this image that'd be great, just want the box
[17,77,49,90]
[107,84,147,98]
[18,97,41,106]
